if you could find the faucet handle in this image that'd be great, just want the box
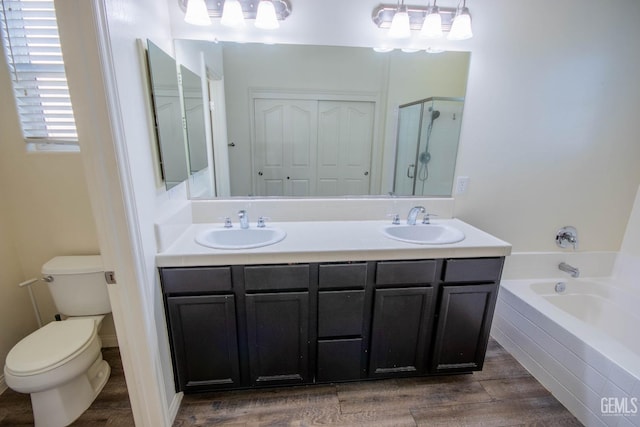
[387,214,400,225]
[422,213,438,224]
[219,217,232,228]
[556,226,578,250]
[257,216,270,228]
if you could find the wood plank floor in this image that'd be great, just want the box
[0,348,134,426]
[0,340,581,426]
[174,339,581,426]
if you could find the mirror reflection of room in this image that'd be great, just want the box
[170,41,470,199]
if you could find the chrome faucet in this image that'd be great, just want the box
[556,226,578,250]
[238,210,249,229]
[558,262,580,278]
[407,206,426,225]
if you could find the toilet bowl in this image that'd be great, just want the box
[3,255,112,427]
[4,317,111,427]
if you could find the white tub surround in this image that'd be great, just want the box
[156,218,511,267]
[502,251,618,280]
[493,278,640,427]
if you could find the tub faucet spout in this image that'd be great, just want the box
[559,262,579,278]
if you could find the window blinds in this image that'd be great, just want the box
[0,0,77,143]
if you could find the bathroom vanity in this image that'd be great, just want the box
[156,218,510,393]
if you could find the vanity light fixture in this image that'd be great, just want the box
[447,0,473,40]
[180,0,292,29]
[372,1,472,40]
[221,0,246,28]
[388,1,411,39]
[184,0,212,26]
[255,0,279,29]
[420,1,442,39]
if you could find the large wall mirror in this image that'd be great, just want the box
[174,40,471,199]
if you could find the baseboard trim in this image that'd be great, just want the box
[0,374,7,395]
[168,391,184,424]
[100,334,119,348]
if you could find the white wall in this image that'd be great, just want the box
[453,0,640,252]
[615,184,640,292]
[92,0,180,413]
[620,185,640,258]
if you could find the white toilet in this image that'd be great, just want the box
[4,255,112,427]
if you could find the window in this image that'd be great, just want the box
[0,0,78,148]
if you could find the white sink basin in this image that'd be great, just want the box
[195,227,287,250]
[382,224,465,245]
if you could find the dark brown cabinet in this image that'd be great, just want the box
[430,257,504,373]
[369,287,435,377]
[431,283,498,373]
[166,295,240,391]
[245,292,310,386]
[159,256,504,393]
[368,260,439,378]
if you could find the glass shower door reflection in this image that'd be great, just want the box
[393,97,464,197]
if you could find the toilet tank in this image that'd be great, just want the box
[42,255,111,316]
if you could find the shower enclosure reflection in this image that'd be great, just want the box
[393,97,464,196]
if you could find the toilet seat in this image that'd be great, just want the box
[5,319,97,376]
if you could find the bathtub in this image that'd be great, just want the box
[493,278,640,427]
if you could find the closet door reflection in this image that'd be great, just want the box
[253,98,375,197]
[254,99,318,197]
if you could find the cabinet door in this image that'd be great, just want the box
[245,292,310,386]
[167,295,240,391]
[369,287,434,377]
[431,283,498,373]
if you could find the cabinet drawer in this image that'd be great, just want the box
[443,258,503,283]
[318,290,365,337]
[317,338,362,382]
[160,267,232,294]
[319,263,367,289]
[376,260,437,285]
[244,264,310,291]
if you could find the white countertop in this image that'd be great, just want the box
[156,219,512,267]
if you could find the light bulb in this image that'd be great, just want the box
[255,0,279,30]
[448,7,473,40]
[221,0,245,28]
[388,6,411,39]
[184,0,211,26]
[420,7,442,39]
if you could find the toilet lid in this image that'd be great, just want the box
[5,319,97,375]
